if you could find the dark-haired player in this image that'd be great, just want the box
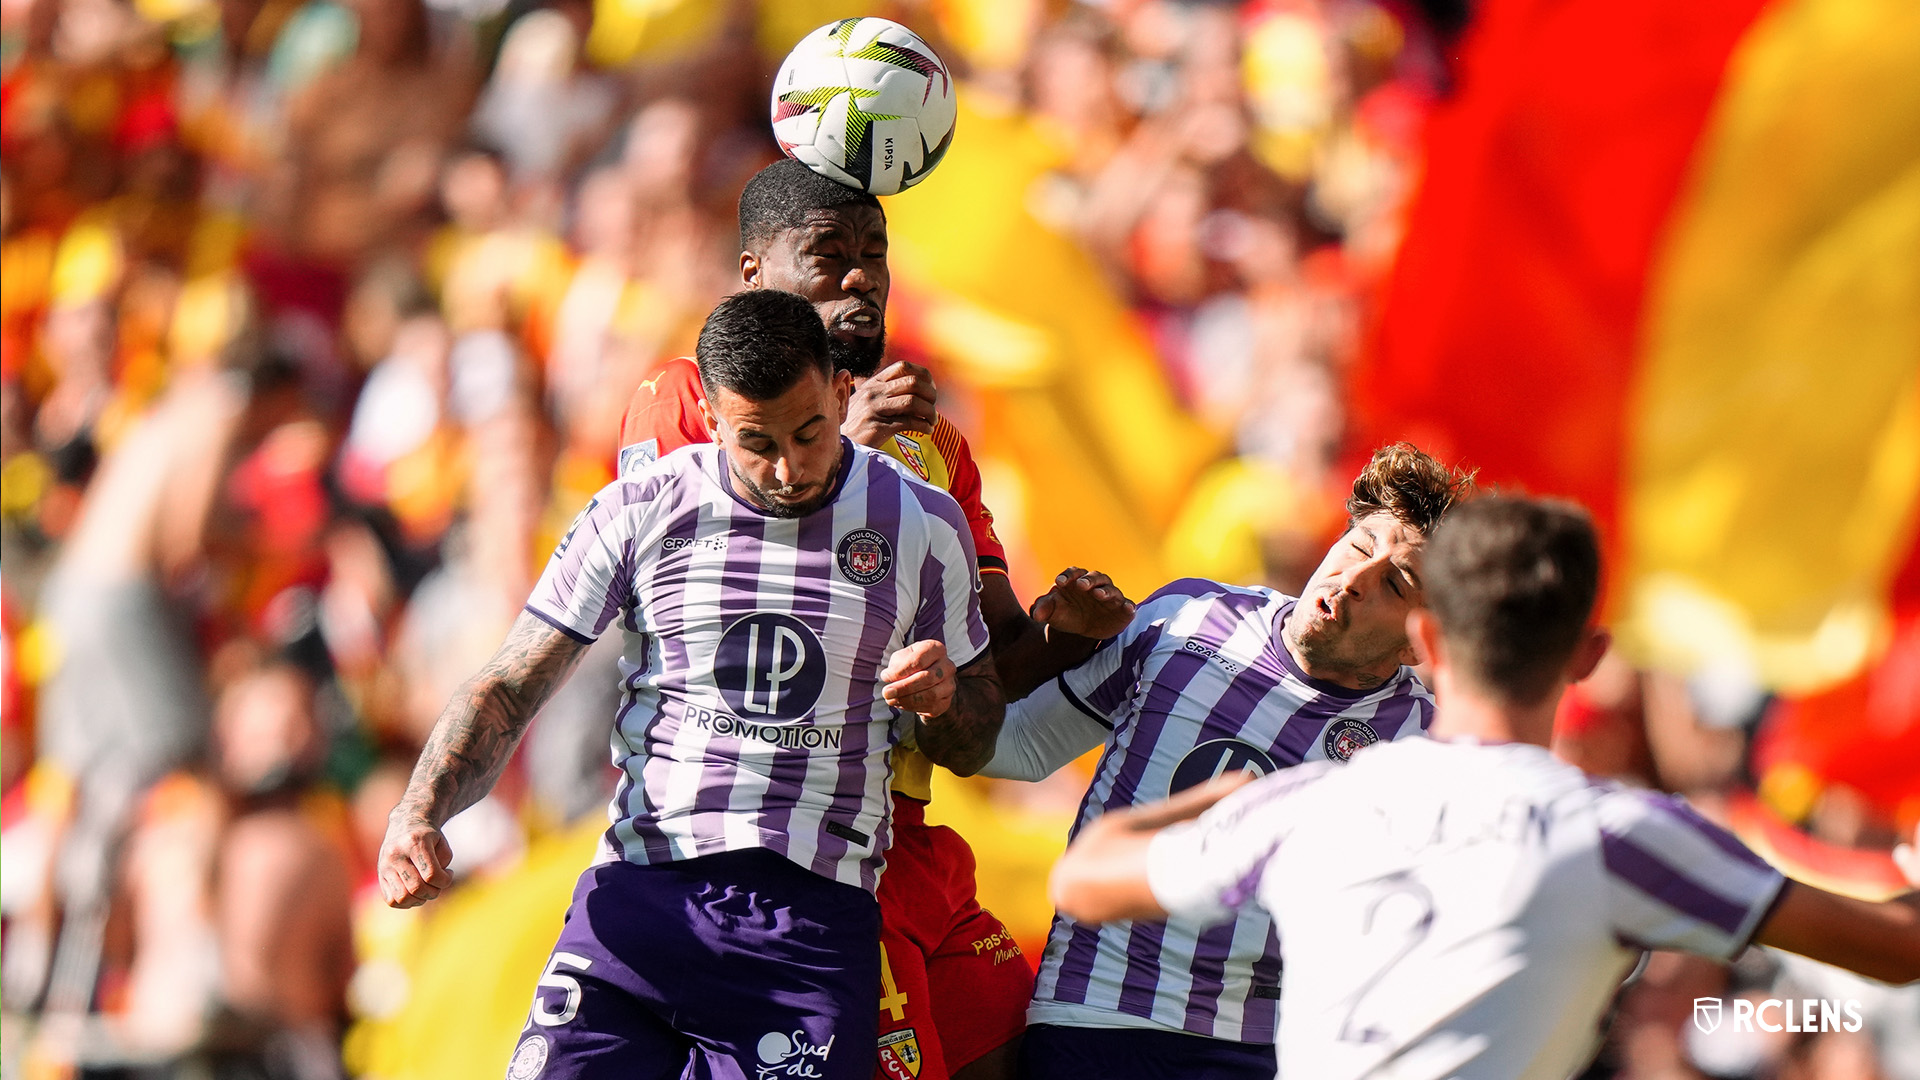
[979,443,1475,1079]
[1050,496,1920,1080]
[618,158,1135,1080]
[379,290,1005,1079]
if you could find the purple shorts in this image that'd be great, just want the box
[505,849,881,1080]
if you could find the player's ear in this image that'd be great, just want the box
[1569,626,1611,683]
[831,367,853,421]
[698,393,719,438]
[740,249,761,288]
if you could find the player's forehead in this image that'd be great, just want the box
[1348,510,1426,553]
[786,205,888,246]
[710,373,834,435]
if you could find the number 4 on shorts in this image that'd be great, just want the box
[531,952,595,1027]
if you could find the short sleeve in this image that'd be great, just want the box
[908,486,991,669]
[1147,762,1335,923]
[932,420,1009,574]
[617,357,709,478]
[1596,789,1786,960]
[524,490,640,642]
[1056,579,1222,728]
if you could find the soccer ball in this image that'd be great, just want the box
[770,18,958,196]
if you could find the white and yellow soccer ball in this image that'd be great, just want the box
[770,18,957,196]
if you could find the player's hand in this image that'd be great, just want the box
[1897,824,1920,887]
[1031,567,1136,640]
[378,810,455,909]
[883,639,956,718]
[844,361,937,446]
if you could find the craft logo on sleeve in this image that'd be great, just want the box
[1322,717,1381,762]
[714,613,827,723]
[836,529,894,586]
[1692,997,1864,1035]
[1170,738,1277,795]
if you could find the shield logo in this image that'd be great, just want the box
[1693,997,1722,1034]
[891,436,932,480]
[1322,718,1381,762]
[836,529,895,586]
[878,1029,922,1079]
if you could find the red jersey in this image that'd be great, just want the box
[616,356,1009,575]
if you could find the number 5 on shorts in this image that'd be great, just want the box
[532,952,595,1027]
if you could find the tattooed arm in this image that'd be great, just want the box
[885,643,1007,777]
[378,612,589,908]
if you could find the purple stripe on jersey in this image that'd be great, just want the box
[1117,920,1170,1019]
[811,455,901,884]
[1241,932,1284,1041]
[1650,795,1775,874]
[755,500,838,849]
[1367,681,1422,740]
[1182,918,1245,1036]
[1269,690,1351,766]
[688,511,770,831]
[904,477,985,661]
[1049,920,1108,1005]
[1051,598,1247,1004]
[1193,662,1283,742]
[621,505,704,862]
[1600,829,1752,935]
[1086,624,1164,717]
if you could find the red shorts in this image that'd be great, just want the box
[874,795,1033,1080]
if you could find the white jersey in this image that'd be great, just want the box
[1148,739,1787,1080]
[1001,579,1434,1043]
[525,439,989,893]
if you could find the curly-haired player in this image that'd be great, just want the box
[980,443,1475,1079]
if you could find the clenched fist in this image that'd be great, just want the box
[378,811,454,909]
[882,639,956,718]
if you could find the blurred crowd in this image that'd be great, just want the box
[0,0,1912,1078]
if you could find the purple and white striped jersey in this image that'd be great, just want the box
[1148,739,1787,1080]
[524,438,989,893]
[1016,579,1435,1043]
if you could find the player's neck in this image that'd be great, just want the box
[1426,666,1561,748]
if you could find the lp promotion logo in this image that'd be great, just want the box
[1693,997,1864,1034]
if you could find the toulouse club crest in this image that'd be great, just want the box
[1322,718,1381,762]
[836,529,895,586]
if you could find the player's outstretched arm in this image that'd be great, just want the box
[1754,882,1920,985]
[985,568,1135,700]
[1050,773,1256,925]
[379,612,590,908]
[886,640,1007,776]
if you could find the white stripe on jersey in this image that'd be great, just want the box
[1029,578,1435,1043]
[525,440,989,892]
[1148,739,1787,1080]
